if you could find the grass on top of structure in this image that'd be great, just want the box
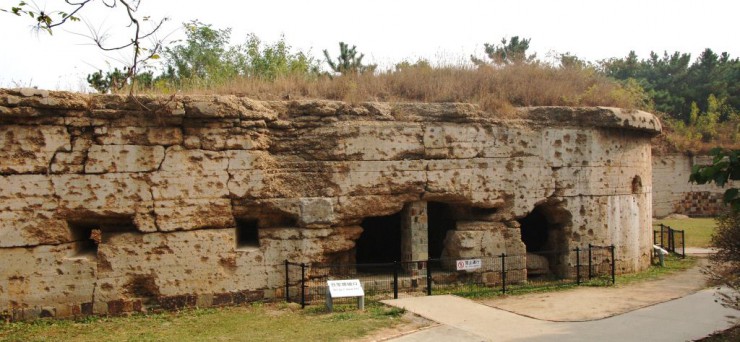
[141,63,650,116]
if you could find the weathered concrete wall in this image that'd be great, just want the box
[0,88,660,319]
[652,154,733,217]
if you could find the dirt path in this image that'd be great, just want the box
[478,258,709,322]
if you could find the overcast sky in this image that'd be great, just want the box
[1,0,738,91]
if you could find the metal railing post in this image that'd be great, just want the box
[285,260,289,302]
[575,247,581,285]
[610,245,616,285]
[393,261,399,299]
[300,263,306,308]
[681,230,686,258]
[501,253,507,294]
[426,261,432,296]
[660,224,665,248]
[588,244,593,280]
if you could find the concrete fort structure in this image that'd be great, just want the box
[0,88,661,319]
[652,154,736,218]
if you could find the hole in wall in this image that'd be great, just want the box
[236,219,260,249]
[632,175,642,194]
[356,212,402,265]
[427,202,457,259]
[67,215,137,260]
[68,223,100,259]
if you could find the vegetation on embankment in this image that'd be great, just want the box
[80,22,739,153]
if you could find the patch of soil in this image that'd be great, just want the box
[695,323,740,341]
[479,259,709,322]
[354,312,435,342]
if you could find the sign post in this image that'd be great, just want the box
[326,279,365,312]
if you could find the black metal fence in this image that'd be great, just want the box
[285,245,616,307]
[653,223,686,258]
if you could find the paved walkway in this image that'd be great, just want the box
[481,260,708,321]
[383,288,739,341]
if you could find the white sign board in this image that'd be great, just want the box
[327,279,365,298]
[456,259,482,271]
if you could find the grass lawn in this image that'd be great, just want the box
[0,302,406,342]
[614,254,697,285]
[654,217,717,248]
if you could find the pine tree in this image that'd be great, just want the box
[323,42,376,75]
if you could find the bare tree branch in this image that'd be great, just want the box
[3,0,169,96]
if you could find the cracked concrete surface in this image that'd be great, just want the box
[0,88,660,319]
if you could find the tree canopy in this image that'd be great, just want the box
[602,49,740,123]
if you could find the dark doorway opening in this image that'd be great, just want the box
[517,203,571,278]
[427,202,457,259]
[356,212,402,265]
[518,208,550,252]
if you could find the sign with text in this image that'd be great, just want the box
[456,259,482,271]
[327,279,365,298]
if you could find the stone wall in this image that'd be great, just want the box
[0,88,660,319]
[652,154,734,217]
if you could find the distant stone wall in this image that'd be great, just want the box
[652,154,733,217]
[0,88,660,320]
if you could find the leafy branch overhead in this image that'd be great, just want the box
[689,148,740,210]
[689,147,740,311]
[323,42,376,75]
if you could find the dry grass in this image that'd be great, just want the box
[140,63,648,115]
[132,61,738,152]
[657,116,740,154]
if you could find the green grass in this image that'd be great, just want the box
[0,302,405,342]
[438,254,698,300]
[654,218,717,248]
[612,254,697,286]
[0,255,700,341]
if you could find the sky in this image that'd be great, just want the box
[1,0,739,91]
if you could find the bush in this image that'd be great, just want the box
[706,208,740,310]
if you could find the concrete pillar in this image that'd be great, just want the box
[401,201,428,269]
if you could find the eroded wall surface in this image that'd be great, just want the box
[652,154,734,217]
[0,88,660,319]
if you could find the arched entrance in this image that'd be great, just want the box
[517,201,572,277]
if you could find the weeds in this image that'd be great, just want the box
[135,62,648,113]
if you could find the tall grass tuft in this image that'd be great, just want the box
[137,62,651,115]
